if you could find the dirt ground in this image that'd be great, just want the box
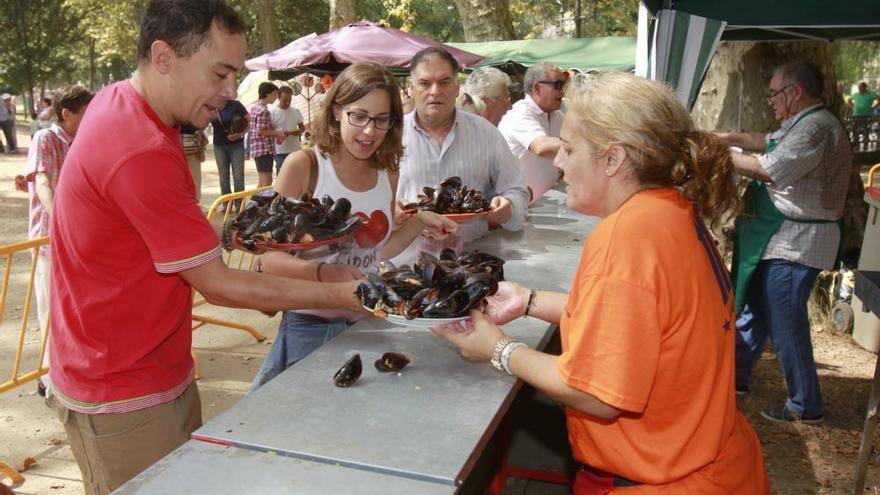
[2,124,880,494]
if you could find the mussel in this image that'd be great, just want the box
[374,352,411,372]
[333,354,362,387]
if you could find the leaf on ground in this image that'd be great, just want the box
[22,457,37,471]
[50,483,65,489]
[47,438,62,446]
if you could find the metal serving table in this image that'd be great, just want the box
[114,439,452,494]
[193,190,596,491]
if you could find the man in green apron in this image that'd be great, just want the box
[716,62,851,424]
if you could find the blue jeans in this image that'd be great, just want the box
[249,312,348,393]
[213,143,245,198]
[735,259,822,417]
[274,153,289,176]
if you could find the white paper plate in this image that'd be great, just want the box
[367,310,469,328]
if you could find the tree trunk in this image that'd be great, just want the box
[691,41,839,133]
[453,0,516,42]
[257,0,281,52]
[329,0,356,31]
[88,37,97,91]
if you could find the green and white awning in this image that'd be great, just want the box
[638,8,726,110]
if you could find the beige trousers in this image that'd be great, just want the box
[48,381,202,495]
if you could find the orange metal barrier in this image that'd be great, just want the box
[868,163,880,189]
[0,236,50,485]
[190,188,273,377]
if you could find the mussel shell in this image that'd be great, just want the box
[333,354,362,387]
[374,352,411,372]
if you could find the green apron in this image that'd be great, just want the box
[730,106,841,315]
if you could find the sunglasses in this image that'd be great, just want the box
[538,80,567,91]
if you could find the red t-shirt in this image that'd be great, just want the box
[48,81,221,413]
[559,188,769,493]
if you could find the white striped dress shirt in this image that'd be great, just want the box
[393,110,528,265]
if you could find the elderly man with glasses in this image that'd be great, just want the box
[498,62,566,202]
[716,61,851,425]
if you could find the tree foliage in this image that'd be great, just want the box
[0,0,84,111]
[832,41,880,86]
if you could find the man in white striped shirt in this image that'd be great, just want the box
[394,47,528,264]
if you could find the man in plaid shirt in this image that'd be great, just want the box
[247,81,284,188]
[24,85,93,390]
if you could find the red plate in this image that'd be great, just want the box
[442,211,491,222]
[232,230,356,252]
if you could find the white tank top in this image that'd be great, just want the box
[296,147,394,320]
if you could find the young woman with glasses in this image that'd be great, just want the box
[250,62,457,391]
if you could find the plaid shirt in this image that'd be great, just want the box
[758,104,852,270]
[27,123,73,253]
[247,102,275,158]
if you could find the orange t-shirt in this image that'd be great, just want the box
[558,188,769,494]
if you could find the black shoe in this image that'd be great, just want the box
[735,385,749,397]
[36,381,46,397]
[760,405,823,425]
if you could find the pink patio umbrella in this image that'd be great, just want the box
[245,21,484,74]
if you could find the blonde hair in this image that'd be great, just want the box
[565,71,739,228]
[311,62,404,172]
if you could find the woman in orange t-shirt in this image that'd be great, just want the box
[433,72,770,494]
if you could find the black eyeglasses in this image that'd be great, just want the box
[767,84,794,103]
[538,80,567,91]
[344,110,395,130]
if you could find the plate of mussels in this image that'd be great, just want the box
[223,191,364,252]
[356,248,504,329]
[401,176,492,223]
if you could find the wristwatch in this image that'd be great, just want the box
[490,335,517,372]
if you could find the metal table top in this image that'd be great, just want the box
[113,440,453,495]
[193,190,597,487]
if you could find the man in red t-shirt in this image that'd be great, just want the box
[46,2,362,493]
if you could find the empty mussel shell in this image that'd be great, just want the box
[374,352,411,372]
[333,354,362,387]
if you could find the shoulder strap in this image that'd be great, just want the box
[307,148,319,194]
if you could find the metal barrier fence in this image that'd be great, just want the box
[0,236,50,485]
[190,187,273,377]
[846,116,880,152]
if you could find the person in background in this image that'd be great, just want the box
[45,2,364,492]
[717,62,851,424]
[37,97,56,129]
[498,62,566,203]
[210,98,248,211]
[457,66,512,126]
[247,81,284,187]
[24,84,94,395]
[849,81,879,117]
[28,111,40,138]
[179,124,208,202]
[394,47,528,265]
[434,71,770,494]
[252,62,457,391]
[269,85,305,176]
[0,94,17,154]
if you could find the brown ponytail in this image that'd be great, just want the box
[679,132,741,229]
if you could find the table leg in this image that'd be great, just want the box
[854,354,880,494]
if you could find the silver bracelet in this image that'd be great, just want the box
[490,335,516,372]
[500,341,528,376]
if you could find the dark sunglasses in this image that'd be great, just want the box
[538,79,567,91]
